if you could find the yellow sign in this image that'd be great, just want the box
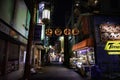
[108,52,120,55]
[105,41,120,55]
[105,41,120,51]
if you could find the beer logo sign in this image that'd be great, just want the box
[105,41,120,55]
[105,41,120,51]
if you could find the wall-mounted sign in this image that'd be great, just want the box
[105,41,120,51]
[0,21,27,44]
[105,41,120,55]
[99,23,120,42]
[107,52,120,55]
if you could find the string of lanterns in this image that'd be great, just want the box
[45,27,80,36]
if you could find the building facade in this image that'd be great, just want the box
[0,0,30,80]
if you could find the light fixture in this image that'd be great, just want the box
[40,1,51,25]
[49,45,52,48]
[42,9,50,20]
[59,36,64,41]
[94,0,98,5]
[42,8,50,25]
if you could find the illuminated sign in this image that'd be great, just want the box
[45,28,53,36]
[64,28,71,35]
[105,41,120,55]
[72,28,80,35]
[55,28,62,36]
[45,28,80,36]
[105,41,120,51]
[108,52,120,55]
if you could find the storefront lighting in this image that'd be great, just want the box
[78,49,87,54]
[76,62,82,68]
[59,36,64,41]
[41,24,45,40]
[73,51,76,54]
[49,45,52,48]
[94,0,98,5]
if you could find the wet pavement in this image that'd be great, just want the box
[30,62,85,80]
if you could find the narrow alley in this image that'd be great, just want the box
[29,62,85,80]
[1,0,120,80]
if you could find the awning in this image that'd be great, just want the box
[72,37,94,51]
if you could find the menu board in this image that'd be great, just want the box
[99,23,120,42]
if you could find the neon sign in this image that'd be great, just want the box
[105,41,120,55]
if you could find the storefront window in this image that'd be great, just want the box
[77,47,95,65]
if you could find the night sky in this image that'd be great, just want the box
[49,0,72,46]
[52,0,72,27]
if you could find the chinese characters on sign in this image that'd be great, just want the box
[45,28,80,36]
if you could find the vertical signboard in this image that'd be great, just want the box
[33,24,42,42]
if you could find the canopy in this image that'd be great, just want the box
[72,37,94,51]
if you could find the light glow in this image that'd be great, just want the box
[105,41,120,51]
[42,9,50,20]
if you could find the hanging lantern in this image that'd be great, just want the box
[42,8,50,24]
[42,9,50,20]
